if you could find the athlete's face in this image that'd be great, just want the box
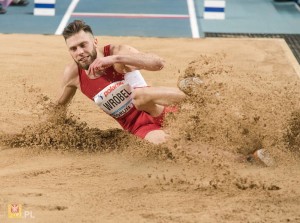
[66,30,98,70]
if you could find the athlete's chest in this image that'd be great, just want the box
[80,69,148,119]
[79,68,124,99]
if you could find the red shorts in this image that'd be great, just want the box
[116,106,177,139]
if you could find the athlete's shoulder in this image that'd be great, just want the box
[62,62,79,87]
[64,62,78,77]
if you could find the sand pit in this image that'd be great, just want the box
[1,34,300,222]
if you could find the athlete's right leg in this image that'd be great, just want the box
[144,129,168,144]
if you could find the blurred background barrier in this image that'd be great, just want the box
[34,0,55,16]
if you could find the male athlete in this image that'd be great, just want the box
[56,20,274,165]
[56,20,189,144]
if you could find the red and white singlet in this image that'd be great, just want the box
[78,45,165,138]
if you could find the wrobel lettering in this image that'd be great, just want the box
[102,89,132,111]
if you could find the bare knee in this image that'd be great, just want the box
[132,88,151,110]
[132,88,164,116]
[144,130,168,144]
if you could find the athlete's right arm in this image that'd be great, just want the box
[56,63,79,106]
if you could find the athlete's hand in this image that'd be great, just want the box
[87,56,115,79]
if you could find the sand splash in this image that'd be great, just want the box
[166,54,300,162]
[0,96,132,152]
[0,54,299,192]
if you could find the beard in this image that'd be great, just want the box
[75,47,97,70]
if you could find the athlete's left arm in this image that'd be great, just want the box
[112,45,165,72]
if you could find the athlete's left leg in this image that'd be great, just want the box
[132,86,186,117]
